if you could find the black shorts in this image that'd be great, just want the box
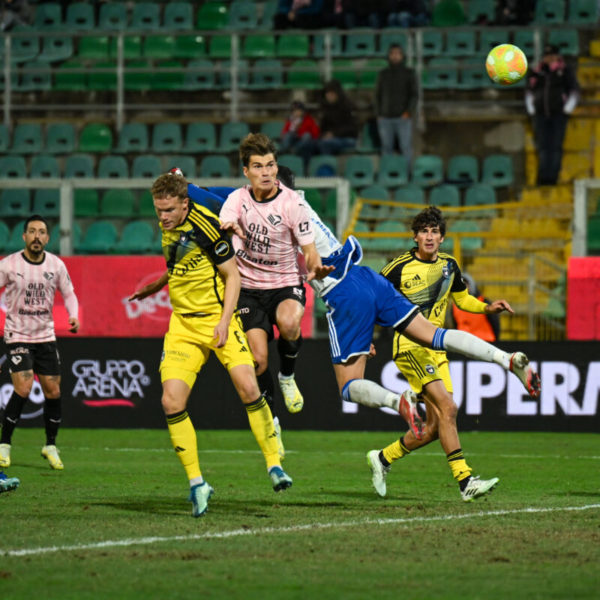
[238,285,306,341]
[5,342,61,375]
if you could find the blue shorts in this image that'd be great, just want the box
[323,265,419,363]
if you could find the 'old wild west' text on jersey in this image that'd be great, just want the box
[161,203,234,315]
[381,249,466,351]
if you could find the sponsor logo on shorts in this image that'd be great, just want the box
[10,346,29,355]
[10,355,22,365]
[238,307,250,314]
[214,240,230,256]
[292,287,303,298]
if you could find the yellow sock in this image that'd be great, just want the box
[382,436,411,464]
[166,410,202,481]
[245,395,280,470]
[446,448,472,482]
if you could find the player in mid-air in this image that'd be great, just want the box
[0,215,80,472]
[368,206,520,502]
[130,174,294,518]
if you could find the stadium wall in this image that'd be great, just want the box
[1,339,597,433]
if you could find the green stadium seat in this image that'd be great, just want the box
[39,36,73,62]
[249,59,283,89]
[77,37,109,60]
[452,219,483,251]
[209,36,231,59]
[568,0,599,23]
[344,33,376,58]
[547,29,580,57]
[358,58,386,89]
[218,121,249,153]
[446,31,476,57]
[109,36,142,59]
[422,30,444,57]
[100,189,136,216]
[115,123,149,154]
[77,221,118,254]
[228,1,258,29]
[0,67,18,90]
[151,123,183,153]
[65,154,95,178]
[114,220,157,254]
[260,120,285,143]
[260,0,278,27]
[356,122,378,154]
[0,155,27,178]
[79,123,113,153]
[132,3,161,30]
[447,155,479,186]
[30,154,60,178]
[98,3,128,30]
[10,123,43,154]
[174,35,208,59]
[124,59,151,91]
[466,0,496,23]
[54,60,87,91]
[378,155,409,188]
[412,155,444,187]
[0,221,11,252]
[74,189,100,217]
[479,29,511,54]
[394,184,425,204]
[33,3,62,29]
[17,60,52,91]
[308,155,339,177]
[457,60,491,89]
[143,35,176,59]
[278,154,304,177]
[138,190,156,217]
[0,190,30,216]
[277,34,309,58]
[463,183,496,206]
[97,155,129,179]
[87,61,117,91]
[360,184,390,201]
[324,189,338,219]
[513,31,535,59]
[196,2,229,30]
[332,59,356,89]
[183,59,216,89]
[379,32,409,56]
[0,124,9,152]
[151,59,184,90]
[164,155,197,178]
[183,122,216,153]
[132,155,162,178]
[1,33,39,63]
[534,0,564,24]
[33,189,60,217]
[164,3,194,30]
[587,217,600,254]
[243,34,276,59]
[200,155,232,178]
[286,59,321,89]
[422,57,458,89]
[482,154,513,187]
[314,32,343,58]
[65,2,95,30]
[218,59,250,88]
[432,0,467,25]
[345,156,375,188]
[429,184,461,207]
[370,220,410,252]
[5,221,27,253]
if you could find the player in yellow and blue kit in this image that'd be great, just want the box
[130,174,292,517]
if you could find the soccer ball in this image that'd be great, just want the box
[486,44,528,85]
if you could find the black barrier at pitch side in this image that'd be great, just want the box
[0,338,598,432]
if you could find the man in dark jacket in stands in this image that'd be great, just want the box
[375,44,418,166]
[317,80,359,155]
[525,44,579,185]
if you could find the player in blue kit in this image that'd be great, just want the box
[0,470,19,493]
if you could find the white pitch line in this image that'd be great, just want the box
[3,504,599,558]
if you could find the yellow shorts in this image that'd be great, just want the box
[393,345,453,395]
[160,312,255,388]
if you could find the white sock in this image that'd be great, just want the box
[189,476,204,488]
[347,379,399,410]
[278,373,293,381]
[442,329,510,369]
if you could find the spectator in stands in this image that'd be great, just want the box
[525,44,580,186]
[450,273,500,342]
[1,0,32,31]
[279,101,320,165]
[333,0,387,29]
[375,44,417,166]
[385,0,430,27]
[498,0,535,25]
[274,0,326,29]
[317,80,358,155]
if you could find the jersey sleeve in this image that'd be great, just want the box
[188,206,235,265]
[0,256,8,288]
[289,196,315,246]
[450,260,467,292]
[57,258,79,318]
[218,190,241,224]
[380,259,403,290]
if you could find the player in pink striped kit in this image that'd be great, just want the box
[220,134,334,453]
[0,215,80,472]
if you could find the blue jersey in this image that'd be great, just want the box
[187,183,230,215]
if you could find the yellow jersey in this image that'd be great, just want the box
[161,202,235,315]
[381,249,467,351]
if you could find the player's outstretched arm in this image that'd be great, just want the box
[128,270,168,301]
[301,242,335,281]
[220,221,246,240]
[484,299,514,314]
[68,317,80,333]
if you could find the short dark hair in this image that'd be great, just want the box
[411,206,446,237]
[24,214,49,232]
[388,43,404,54]
[239,133,277,167]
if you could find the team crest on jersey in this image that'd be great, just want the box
[442,264,449,279]
[43,271,54,281]
[425,364,435,374]
[214,240,229,256]
[267,214,282,227]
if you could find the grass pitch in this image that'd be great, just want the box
[1,429,598,600]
